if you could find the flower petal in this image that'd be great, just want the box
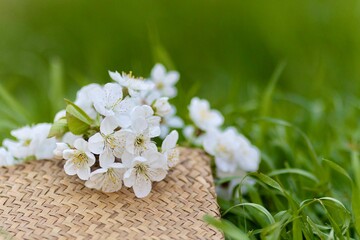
[64,160,77,175]
[123,169,135,187]
[132,117,148,133]
[85,168,107,189]
[115,114,132,128]
[131,105,153,119]
[143,150,166,168]
[99,147,115,167]
[102,173,123,192]
[77,167,91,180]
[88,133,105,155]
[148,116,161,137]
[63,149,75,160]
[54,143,69,159]
[148,168,167,182]
[108,70,122,82]
[62,132,82,146]
[121,151,135,167]
[35,137,57,160]
[165,71,180,85]
[133,175,152,198]
[100,116,119,135]
[167,116,184,128]
[162,130,178,152]
[74,138,88,152]
[104,83,123,107]
[151,63,166,81]
[86,152,96,166]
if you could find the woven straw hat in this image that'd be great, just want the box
[0,148,222,239]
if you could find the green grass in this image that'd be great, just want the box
[1,1,360,239]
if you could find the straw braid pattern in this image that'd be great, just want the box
[0,148,222,240]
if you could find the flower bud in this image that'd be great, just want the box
[53,143,69,160]
[154,97,171,117]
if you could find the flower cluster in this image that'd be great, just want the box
[184,97,261,179]
[0,62,260,200]
[0,123,56,166]
[52,64,182,198]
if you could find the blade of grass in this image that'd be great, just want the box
[49,57,64,114]
[222,202,275,227]
[148,24,175,70]
[268,168,319,183]
[255,117,320,167]
[0,83,29,123]
[260,61,287,117]
[203,215,250,240]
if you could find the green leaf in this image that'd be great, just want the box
[48,118,69,138]
[215,175,246,185]
[322,159,352,183]
[0,83,30,123]
[292,217,303,240]
[65,99,93,135]
[322,158,359,236]
[306,217,328,240]
[250,172,285,194]
[254,117,319,166]
[223,202,275,227]
[299,197,351,239]
[260,61,287,117]
[318,198,349,240]
[203,215,250,240]
[268,168,319,183]
[352,186,360,236]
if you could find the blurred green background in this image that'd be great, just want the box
[1,0,360,150]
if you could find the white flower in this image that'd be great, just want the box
[75,83,102,119]
[150,63,179,98]
[109,71,154,96]
[92,83,138,128]
[85,163,126,192]
[123,150,168,198]
[92,83,123,117]
[63,138,96,180]
[160,106,184,139]
[120,105,160,154]
[120,126,155,155]
[54,132,82,160]
[162,130,179,168]
[203,127,260,173]
[203,129,236,172]
[131,105,161,137]
[188,97,224,131]
[153,97,171,117]
[4,123,57,161]
[88,117,126,167]
[0,147,15,166]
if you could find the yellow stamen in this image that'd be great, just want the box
[73,152,88,168]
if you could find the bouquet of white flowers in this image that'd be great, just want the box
[0,63,261,200]
[0,64,184,198]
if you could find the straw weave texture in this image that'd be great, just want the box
[0,148,222,240]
